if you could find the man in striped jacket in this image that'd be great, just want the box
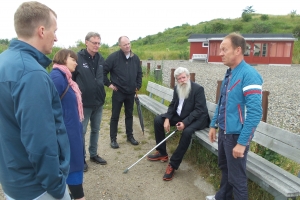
[207,32,263,200]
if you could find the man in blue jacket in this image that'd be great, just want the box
[0,2,70,200]
[206,33,263,200]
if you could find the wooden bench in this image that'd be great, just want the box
[139,81,300,200]
[191,54,207,62]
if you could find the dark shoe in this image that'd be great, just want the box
[90,155,107,165]
[147,151,168,162]
[84,162,88,172]
[110,140,119,149]
[127,136,139,145]
[163,164,175,181]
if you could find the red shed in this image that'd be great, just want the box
[188,34,297,65]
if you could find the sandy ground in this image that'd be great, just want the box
[0,108,215,200]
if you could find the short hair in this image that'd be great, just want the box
[53,49,77,65]
[85,32,101,41]
[174,67,190,78]
[224,32,246,54]
[14,1,57,39]
[118,36,129,45]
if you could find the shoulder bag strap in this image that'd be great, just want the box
[60,85,70,100]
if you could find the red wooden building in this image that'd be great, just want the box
[188,34,297,65]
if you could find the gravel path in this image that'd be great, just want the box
[143,60,300,134]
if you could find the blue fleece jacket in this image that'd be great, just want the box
[210,60,263,146]
[0,40,70,199]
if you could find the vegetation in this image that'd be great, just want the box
[1,13,300,63]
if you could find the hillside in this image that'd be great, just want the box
[1,13,300,63]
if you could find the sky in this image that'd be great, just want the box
[0,0,299,47]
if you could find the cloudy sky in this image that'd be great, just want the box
[0,0,298,47]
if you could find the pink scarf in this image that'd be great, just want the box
[53,64,84,122]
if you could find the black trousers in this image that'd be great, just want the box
[154,114,205,170]
[110,91,135,140]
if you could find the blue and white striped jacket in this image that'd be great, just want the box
[210,60,263,146]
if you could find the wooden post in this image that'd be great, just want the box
[140,60,142,66]
[157,65,161,69]
[261,91,270,122]
[190,73,195,82]
[170,68,175,88]
[215,80,222,104]
[147,63,150,75]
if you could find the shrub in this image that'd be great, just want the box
[232,23,243,32]
[293,25,300,37]
[211,22,226,33]
[176,37,188,44]
[252,21,272,33]
[242,13,252,22]
[260,14,269,21]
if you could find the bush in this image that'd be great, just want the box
[260,14,269,21]
[252,21,272,33]
[293,25,300,37]
[232,23,243,32]
[242,13,252,22]
[176,37,188,44]
[211,22,226,33]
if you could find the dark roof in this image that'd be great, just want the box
[188,33,297,42]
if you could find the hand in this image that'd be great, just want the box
[176,122,185,131]
[232,144,246,158]
[109,84,118,91]
[208,128,217,143]
[163,118,170,133]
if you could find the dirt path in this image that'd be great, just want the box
[0,109,215,200]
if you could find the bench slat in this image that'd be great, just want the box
[147,82,173,102]
[139,95,168,116]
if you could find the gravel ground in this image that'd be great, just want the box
[143,60,300,134]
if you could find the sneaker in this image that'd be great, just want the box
[206,195,216,200]
[90,155,107,165]
[147,151,168,162]
[163,164,175,181]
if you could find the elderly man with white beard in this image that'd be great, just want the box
[147,67,210,181]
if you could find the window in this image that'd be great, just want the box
[270,42,291,57]
[202,42,208,47]
[244,43,251,56]
[262,43,268,57]
[209,42,220,56]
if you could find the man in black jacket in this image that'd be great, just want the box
[73,32,107,172]
[147,67,210,181]
[104,36,143,149]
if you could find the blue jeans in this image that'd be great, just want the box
[82,106,103,158]
[215,129,249,200]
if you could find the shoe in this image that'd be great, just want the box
[206,195,216,200]
[90,155,107,165]
[147,151,168,162]
[163,164,175,181]
[110,140,119,149]
[127,136,139,145]
[84,162,88,172]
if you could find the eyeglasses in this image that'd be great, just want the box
[88,40,101,46]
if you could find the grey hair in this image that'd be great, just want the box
[174,67,190,78]
[85,32,101,41]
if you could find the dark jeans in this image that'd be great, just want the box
[215,129,249,200]
[154,114,205,170]
[110,91,135,140]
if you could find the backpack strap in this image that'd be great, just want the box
[60,85,70,100]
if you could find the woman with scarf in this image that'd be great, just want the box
[50,49,85,200]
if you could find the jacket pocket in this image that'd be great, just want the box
[237,104,244,124]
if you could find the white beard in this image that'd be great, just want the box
[177,81,191,99]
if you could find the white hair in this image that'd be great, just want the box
[174,67,190,78]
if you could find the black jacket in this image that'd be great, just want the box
[103,50,142,94]
[163,81,210,129]
[73,49,106,107]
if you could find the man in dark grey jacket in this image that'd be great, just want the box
[104,36,143,149]
[73,32,107,172]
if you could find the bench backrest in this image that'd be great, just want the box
[206,100,300,164]
[252,122,300,164]
[146,81,173,103]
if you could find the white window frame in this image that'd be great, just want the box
[202,42,209,47]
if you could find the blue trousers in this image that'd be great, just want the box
[215,129,249,200]
[82,106,103,157]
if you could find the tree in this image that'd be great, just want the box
[243,6,255,14]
